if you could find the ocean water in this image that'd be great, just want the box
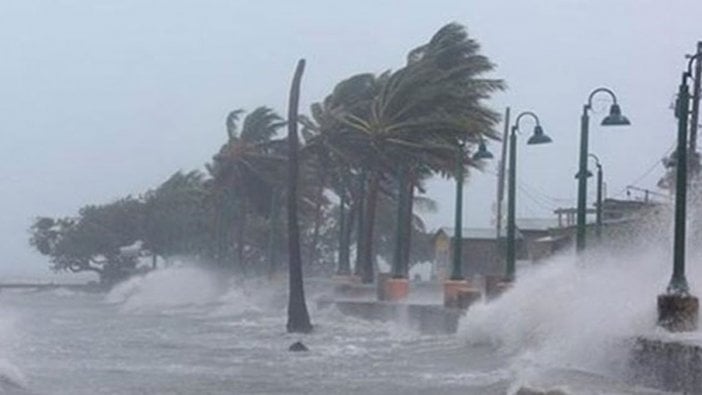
[0,253,690,395]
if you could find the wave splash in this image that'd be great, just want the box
[459,244,689,386]
[105,265,272,317]
[106,265,224,312]
[0,310,26,392]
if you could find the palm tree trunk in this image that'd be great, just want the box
[307,180,325,269]
[212,192,226,267]
[360,170,379,284]
[267,190,281,279]
[391,166,407,278]
[337,191,353,275]
[236,197,247,274]
[354,171,366,276]
[286,59,313,333]
[401,170,415,277]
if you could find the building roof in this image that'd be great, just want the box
[515,218,561,232]
[436,227,523,240]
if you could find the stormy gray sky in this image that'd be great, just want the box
[1,0,700,276]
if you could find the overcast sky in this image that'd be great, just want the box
[1,0,700,276]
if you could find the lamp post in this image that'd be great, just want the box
[449,141,494,280]
[505,112,553,282]
[576,154,604,241]
[576,88,630,252]
[450,144,466,281]
[444,140,492,308]
[391,165,409,279]
[658,54,700,332]
[591,154,604,241]
[575,154,604,241]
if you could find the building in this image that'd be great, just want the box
[432,227,525,280]
[432,197,666,280]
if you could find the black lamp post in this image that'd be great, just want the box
[576,154,604,241]
[449,140,493,281]
[391,165,409,279]
[576,88,630,253]
[505,112,553,282]
[657,53,701,332]
[590,154,604,241]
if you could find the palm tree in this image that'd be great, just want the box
[299,110,359,275]
[208,106,287,272]
[311,23,504,283]
[286,59,313,333]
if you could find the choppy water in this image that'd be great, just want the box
[0,257,687,394]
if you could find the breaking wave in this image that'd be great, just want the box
[105,265,270,317]
[458,242,693,388]
[105,265,223,312]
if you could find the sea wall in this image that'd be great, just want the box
[630,336,702,394]
[317,299,463,334]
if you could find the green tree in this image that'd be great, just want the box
[142,170,211,267]
[29,197,145,286]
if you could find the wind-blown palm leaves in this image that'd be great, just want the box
[307,23,504,282]
[208,106,287,272]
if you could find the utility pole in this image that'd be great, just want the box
[687,42,702,244]
[689,41,702,162]
[495,107,510,239]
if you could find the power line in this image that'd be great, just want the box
[517,184,557,212]
[612,142,675,198]
[485,166,569,212]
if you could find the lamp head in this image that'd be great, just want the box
[527,125,553,145]
[574,170,594,179]
[601,103,631,126]
[472,140,494,160]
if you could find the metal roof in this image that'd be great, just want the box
[515,218,561,231]
[436,227,523,240]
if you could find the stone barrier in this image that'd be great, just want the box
[316,299,463,334]
[630,336,702,393]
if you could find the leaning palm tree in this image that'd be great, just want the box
[286,59,313,333]
[208,106,287,272]
[313,23,504,283]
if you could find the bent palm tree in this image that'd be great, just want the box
[208,106,287,272]
[286,59,313,333]
[311,23,504,283]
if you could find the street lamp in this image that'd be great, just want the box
[449,140,494,281]
[443,140,493,308]
[391,165,409,279]
[576,88,630,252]
[658,53,700,332]
[505,112,553,282]
[575,154,604,241]
[590,154,604,241]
